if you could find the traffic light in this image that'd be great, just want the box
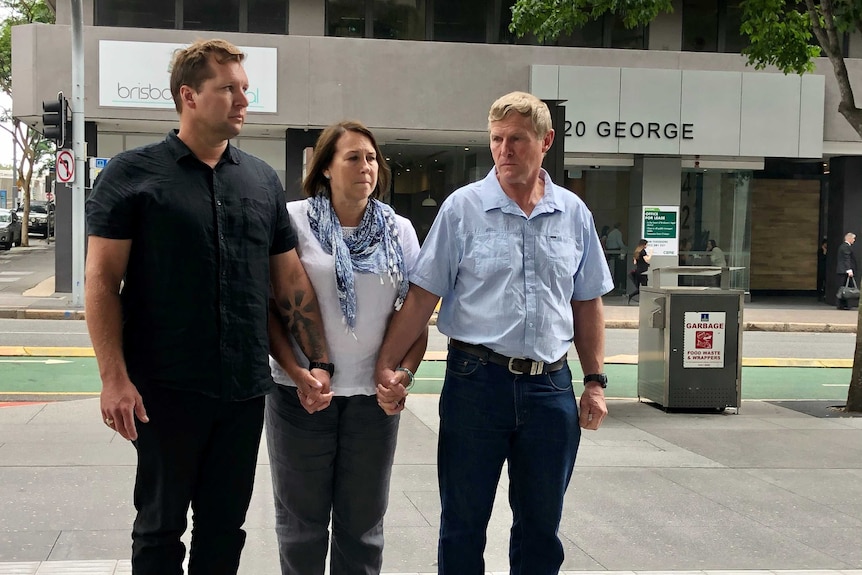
[42,93,70,148]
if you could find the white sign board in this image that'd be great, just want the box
[683,312,726,368]
[99,41,278,113]
[90,157,111,183]
[56,149,75,184]
[641,206,679,256]
[531,65,825,158]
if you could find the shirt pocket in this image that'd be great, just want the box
[466,232,511,275]
[544,234,579,277]
[241,197,271,249]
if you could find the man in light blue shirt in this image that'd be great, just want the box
[375,91,613,575]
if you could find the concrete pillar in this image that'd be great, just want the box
[629,157,682,290]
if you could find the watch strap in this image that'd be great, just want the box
[308,361,335,377]
[583,373,608,388]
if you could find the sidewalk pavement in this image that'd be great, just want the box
[2,279,862,573]
[1,395,861,574]
[0,281,858,332]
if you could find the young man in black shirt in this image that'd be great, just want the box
[85,39,332,575]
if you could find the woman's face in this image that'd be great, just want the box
[324,131,379,205]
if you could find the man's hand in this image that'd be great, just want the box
[100,377,148,441]
[376,367,408,415]
[579,383,608,430]
[297,368,333,414]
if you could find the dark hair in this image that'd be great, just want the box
[170,39,245,113]
[707,239,717,249]
[302,121,392,200]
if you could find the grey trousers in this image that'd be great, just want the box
[265,386,399,575]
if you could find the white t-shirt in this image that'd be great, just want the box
[270,199,421,396]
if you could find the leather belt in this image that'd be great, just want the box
[449,339,566,375]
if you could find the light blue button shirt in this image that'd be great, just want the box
[411,168,613,363]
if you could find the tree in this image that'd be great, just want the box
[0,0,55,246]
[510,0,862,413]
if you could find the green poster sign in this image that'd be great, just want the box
[643,208,677,239]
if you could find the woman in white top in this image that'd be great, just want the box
[265,121,427,575]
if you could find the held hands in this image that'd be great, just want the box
[849,270,855,278]
[579,383,608,430]
[100,376,148,441]
[297,368,333,414]
[376,367,409,415]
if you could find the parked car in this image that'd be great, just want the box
[0,208,23,250]
[16,201,55,238]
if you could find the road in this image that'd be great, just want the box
[0,318,856,359]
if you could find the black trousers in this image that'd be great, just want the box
[131,384,265,575]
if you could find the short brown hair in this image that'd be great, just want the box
[302,121,392,201]
[488,91,552,139]
[170,39,245,112]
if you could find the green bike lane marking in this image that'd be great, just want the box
[0,358,851,400]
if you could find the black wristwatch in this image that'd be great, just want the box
[583,373,608,388]
[308,361,335,377]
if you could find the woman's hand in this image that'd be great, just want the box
[376,368,409,415]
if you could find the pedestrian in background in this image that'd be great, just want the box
[85,39,330,575]
[265,121,427,575]
[605,221,627,293]
[375,91,613,575]
[628,238,651,303]
[836,232,858,310]
[707,239,727,287]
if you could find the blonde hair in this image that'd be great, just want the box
[487,91,552,139]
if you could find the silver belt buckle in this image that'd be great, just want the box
[508,357,544,375]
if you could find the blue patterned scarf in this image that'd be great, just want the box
[307,194,408,332]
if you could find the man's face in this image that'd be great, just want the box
[850,236,857,245]
[489,113,554,189]
[185,57,249,140]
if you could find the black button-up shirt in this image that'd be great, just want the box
[86,131,296,400]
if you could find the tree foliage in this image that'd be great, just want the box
[0,0,55,245]
[510,0,862,412]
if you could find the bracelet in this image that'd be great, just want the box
[395,366,415,389]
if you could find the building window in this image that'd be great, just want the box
[184,0,240,32]
[433,0,487,43]
[248,0,288,34]
[95,0,175,28]
[682,0,719,51]
[609,17,646,49]
[721,1,747,52]
[328,0,366,37]
[373,0,426,40]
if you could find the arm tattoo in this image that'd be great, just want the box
[278,289,327,362]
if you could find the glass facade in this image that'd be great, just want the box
[96,0,175,29]
[679,170,752,290]
[248,0,289,34]
[682,0,718,51]
[95,0,287,33]
[327,0,366,37]
[433,0,487,43]
[373,0,425,40]
[184,0,239,32]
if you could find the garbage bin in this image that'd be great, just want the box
[637,266,744,411]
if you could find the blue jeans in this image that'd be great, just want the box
[438,348,581,575]
[265,386,399,575]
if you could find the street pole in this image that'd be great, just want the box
[70,0,85,307]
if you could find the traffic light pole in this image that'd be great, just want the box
[70,0,85,307]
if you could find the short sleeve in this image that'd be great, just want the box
[409,201,460,298]
[396,215,421,277]
[86,156,138,239]
[268,174,297,255]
